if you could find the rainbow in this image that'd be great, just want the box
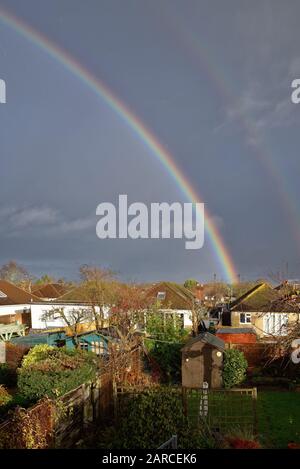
[0,6,238,283]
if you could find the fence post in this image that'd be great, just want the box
[252,387,258,435]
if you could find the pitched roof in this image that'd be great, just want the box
[182,332,225,351]
[32,283,69,299]
[230,283,283,312]
[146,281,195,309]
[0,280,40,305]
[55,285,90,303]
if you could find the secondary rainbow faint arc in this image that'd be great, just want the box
[164,10,300,253]
[0,7,238,283]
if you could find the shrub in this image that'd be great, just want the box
[223,349,248,388]
[0,364,17,387]
[18,346,98,400]
[21,344,55,368]
[0,385,12,407]
[97,387,215,449]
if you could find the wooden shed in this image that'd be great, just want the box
[181,332,225,389]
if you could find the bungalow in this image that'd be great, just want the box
[0,280,38,327]
[0,280,108,332]
[145,281,197,329]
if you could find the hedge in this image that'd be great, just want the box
[17,345,98,400]
[97,387,216,449]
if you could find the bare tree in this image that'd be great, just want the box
[0,260,33,290]
[79,265,118,330]
[41,307,93,348]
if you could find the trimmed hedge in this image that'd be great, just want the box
[18,345,98,400]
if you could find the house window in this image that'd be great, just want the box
[0,290,7,298]
[157,291,166,300]
[240,313,251,324]
[91,340,106,356]
[79,342,89,351]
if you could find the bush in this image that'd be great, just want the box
[0,364,17,387]
[21,344,55,368]
[97,388,215,449]
[0,385,12,407]
[223,349,248,388]
[18,346,98,400]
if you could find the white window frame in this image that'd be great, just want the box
[239,312,252,324]
[157,291,166,300]
[91,340,106,356]
[79,341,89,351]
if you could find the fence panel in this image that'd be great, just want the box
[184,387,257,435]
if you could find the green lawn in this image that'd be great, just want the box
[258,391,300,448]
[186,389,300,448]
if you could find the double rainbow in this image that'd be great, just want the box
[0,7,238,283]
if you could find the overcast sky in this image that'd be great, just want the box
[1,0,300,283]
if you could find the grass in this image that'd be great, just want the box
[258,391,300,448]
[187,389,300,448]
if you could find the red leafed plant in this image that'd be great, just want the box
[288,442,300,449]
[227,437,261,449]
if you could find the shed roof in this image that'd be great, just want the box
[182,332,225,352]
[216,327,257,334]
[11,333,48,346]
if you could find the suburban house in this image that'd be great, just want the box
[0,280,39,327]
[211,282,300,337]
[145,281,197,329]
[0,281,107,333]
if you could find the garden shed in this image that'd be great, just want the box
[181,332,225,389]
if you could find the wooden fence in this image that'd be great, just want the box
[0,372,113,449]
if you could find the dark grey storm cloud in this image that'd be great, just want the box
[1,0,300,282]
